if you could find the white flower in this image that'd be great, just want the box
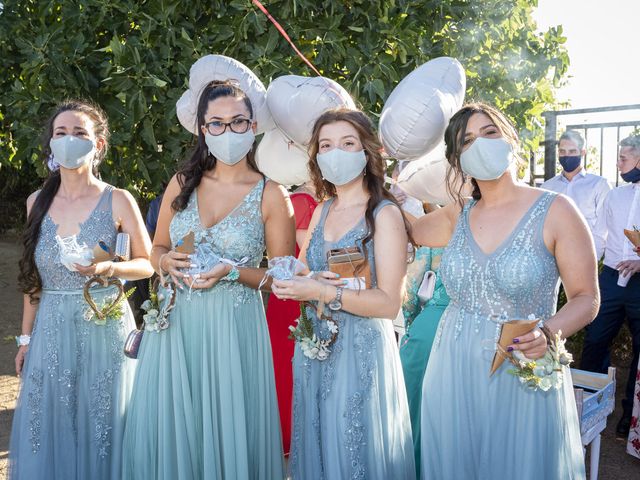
[157,293,165,302]
[143,312,158,323]
[533,365,546,377]
[288,325,297,333]
[538,376,552,391]
[559,352,572,366]
[141,300,152,311]
[326,321,338,334]
[316,348,329,361]
[147,308,159,317]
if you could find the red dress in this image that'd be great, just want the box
[266,192,317,454]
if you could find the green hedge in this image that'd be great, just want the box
[0,0,568,214]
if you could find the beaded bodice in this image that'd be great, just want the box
[440,191,559,325]
[306,198,390,286]
[35,186,117,290]
[169,179,265,298]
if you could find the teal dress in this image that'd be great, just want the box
[420,192,585,479]
[290,199,415,480]
[122,180,285,480]
[399,247,449,476]
[9,186,137,480]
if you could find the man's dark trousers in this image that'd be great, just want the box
[581,265,640,417]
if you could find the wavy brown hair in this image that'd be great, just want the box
[19,100,110,301]
[172,80,261,212]
[444,102,520,207]
[308,107,413,264]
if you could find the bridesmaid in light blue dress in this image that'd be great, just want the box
[413,103,598,479]
[272,108,415,479]
[10,100,153,480]
[122,81,294,479]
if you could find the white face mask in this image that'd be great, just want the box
[49,135,95,170]
[205,130,255,165]
[317,148,367,186]
[459,137,514,181]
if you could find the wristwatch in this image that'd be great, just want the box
[328,286,344,311]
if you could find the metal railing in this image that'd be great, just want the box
[541,104,640,185]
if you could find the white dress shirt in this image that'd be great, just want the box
[542,169,611,234]
[593,182,640,269]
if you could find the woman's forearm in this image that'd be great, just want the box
[320,284,402,320]
[21,294,38,335]
[150,245,171,275]
[546,292,600,338]
[112,257,154,281]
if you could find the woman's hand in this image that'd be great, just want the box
[634,246,640,257]
[508,327,548,360]
[74,260,115,277]
[187,263,229,290]
[309,271,345,286]
[159,250,192,288]
[272,277,324,302]
[15,345,28,377]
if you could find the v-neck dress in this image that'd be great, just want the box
[9,185,137,480]
[420,192,586,479]
[289,198,415,480]
[122,180,285,480]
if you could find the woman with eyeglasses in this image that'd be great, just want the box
[412,103,596,479]
[122,81,295,479]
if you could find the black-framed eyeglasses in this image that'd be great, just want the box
[204,118,253,136]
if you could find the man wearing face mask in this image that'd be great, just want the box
[541,130,611,236]
[583,134,640,439]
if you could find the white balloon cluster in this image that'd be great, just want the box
[176,55,356,186]
[176,54,273,135]
[175,54,467,198]
[257,75,355,185]
[380,57,466,205]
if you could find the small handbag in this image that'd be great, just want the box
[124,327,144,359]
[327,246,371,290]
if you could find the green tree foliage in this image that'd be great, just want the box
[0,0,568,202]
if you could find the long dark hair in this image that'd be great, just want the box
[18,100,110,301]
[172,81,261,211]
[308,107,414,262]
[444,102,520,207]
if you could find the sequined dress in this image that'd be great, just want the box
[420,192,585,479]
[289,198,415,480]
[9,185,136,480]
[122,180,285,480]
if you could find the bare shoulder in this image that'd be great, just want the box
[112,187,137,207]
[547,192,579,218]
[375,201,403,225]
[263,178,289,203]
[26,190,41,210]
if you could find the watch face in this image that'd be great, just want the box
[328,300,341,311]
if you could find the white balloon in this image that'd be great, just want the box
[176,54,273,135]
[266,75,356,146]
[395,142,462,205]
[380,57,466,160]
[256,128,310,186]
